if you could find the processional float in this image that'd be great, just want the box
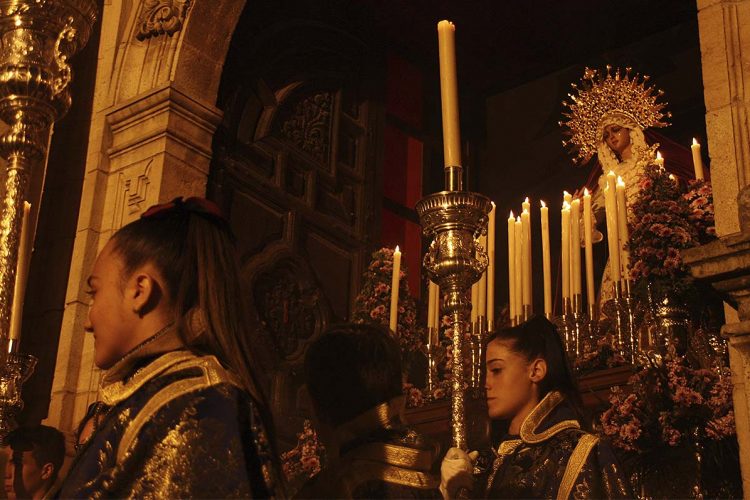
[0,0,97,438]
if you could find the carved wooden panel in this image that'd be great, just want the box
[209,14,382,447]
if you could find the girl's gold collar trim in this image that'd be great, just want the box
[519,391,580,444]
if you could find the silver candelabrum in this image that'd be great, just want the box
[416,188,492,450]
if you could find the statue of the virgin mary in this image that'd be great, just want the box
[560,66,671,306]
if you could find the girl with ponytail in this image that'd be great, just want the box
[440,316,632,499]
[59,197,283,498]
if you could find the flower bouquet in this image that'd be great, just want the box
[600,352,740,497]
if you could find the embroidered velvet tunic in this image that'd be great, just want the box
[480,391,632,499]
[58,329,281,499]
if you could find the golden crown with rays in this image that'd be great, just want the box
[560,66,671,165]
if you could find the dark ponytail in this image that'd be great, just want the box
[487,315,585,426]
[110,197,278,454]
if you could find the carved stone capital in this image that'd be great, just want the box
[136,0,192,41]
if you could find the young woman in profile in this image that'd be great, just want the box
[59,197,283,498]
[440,316,632,499]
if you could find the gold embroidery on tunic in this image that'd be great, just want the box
[485,439,523,495]
[519,391,580,444]
[556,433,598,500]
[100,351,198,405]
[125,401,249,498]
[116,356,241,463]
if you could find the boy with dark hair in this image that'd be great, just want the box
[4,425,66,500]
[298,322,440,498]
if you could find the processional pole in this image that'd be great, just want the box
[0,0,97,438]
[416,21,492,450]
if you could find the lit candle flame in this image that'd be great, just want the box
[562,201,571,210]
[692,138,699,146]
[395,245,400,253]
[540,200,546,208]
[584,187,589,196]
[656,151,663,160]
[509,210,514,218]
[617,176,625,187]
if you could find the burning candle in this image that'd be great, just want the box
[521,208,531,310]
[616,177,630,280]
[477,233,487,320]
[507,211,516,322]
[389,246,401,333]
[604,172,622,284]
[561,201,571,305]
[437,21,461,167]
[570,198,582,297]
[583,189,596,307]
[514,217,523,320]
[487,202,496,327]
[691,138,705,180]
[655,151,664,168]
[540,201,552,317]
[9,202,31,342]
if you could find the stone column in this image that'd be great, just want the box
[683,0,750,495]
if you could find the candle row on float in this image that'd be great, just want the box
[507,198,534,323]
[471,203,497,330]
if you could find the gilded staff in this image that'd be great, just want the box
[0,0,97,354]
[417,21,491,451]
[0,0,97,439]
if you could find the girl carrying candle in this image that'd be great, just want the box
[439,316,632,499]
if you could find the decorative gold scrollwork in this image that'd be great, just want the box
[52,21,76,97]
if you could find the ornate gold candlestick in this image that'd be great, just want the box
[0,0,97,434]
[0,352,36,441]
[417,190,492,450]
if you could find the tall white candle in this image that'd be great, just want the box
[570,198,582,297]
[583,189,596,307]
[616,176,631,280]
[477,233,487,319]
[427,280,438,330]
[9,202,31,342]
[507,211,516,322]
[389,246,401,333]
[521,209,532,309]
[522,199,532,314]
[487,203,496,328]
[437,21,461,167]
[433,284,441,332]
[691,138,704,180]
[540,201,552,317]
[561,201,571,305]
[471,282,479,324]
[604,172,622,283]
[514,217,523,319]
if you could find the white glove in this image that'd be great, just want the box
[439,447,479,499]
